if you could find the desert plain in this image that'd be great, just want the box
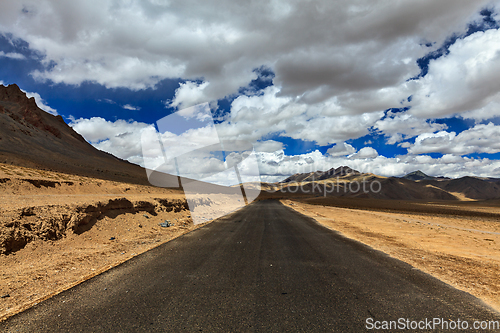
[1,160,500,322]
[282,197,500,312]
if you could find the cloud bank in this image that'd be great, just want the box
[2,1,500,181]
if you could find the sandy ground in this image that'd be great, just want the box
[0,163,244,322]
[282,199,500,312]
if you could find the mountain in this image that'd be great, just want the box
[401,170,435,181]
[271,167,500,201]
[422,176,500,200]
[0,84,151,184]
[280,166,359,183]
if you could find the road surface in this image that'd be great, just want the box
[2,200,499,332]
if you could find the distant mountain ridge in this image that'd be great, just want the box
[280,166,359,183]
[271,166,500,201]
[0,84,150,184]
[402,170,434,181]
[401,170,451,181]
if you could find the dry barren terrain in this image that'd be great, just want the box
[282,198,500,311]
[0,163,243,321]
[2,158,500,321]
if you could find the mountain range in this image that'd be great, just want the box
[272,167,500,201]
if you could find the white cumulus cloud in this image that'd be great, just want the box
[0,51,25,59]
[375,112,448,144]
[218,86,384,146]
[349,147,379,160]
[408,123,500,155]
[407,28,500,120]
[327,143,356,157]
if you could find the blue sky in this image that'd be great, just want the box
[2,1,500,182]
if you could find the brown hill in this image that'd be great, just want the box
[0,84,150,184]
[369,177,456,200]
[422,176,500,200]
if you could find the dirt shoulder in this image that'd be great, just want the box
[281,199,500,312]
[0,200,197,322]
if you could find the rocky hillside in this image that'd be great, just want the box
[0,84,149,184]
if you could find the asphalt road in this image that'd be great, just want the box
[2,200,499,332]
